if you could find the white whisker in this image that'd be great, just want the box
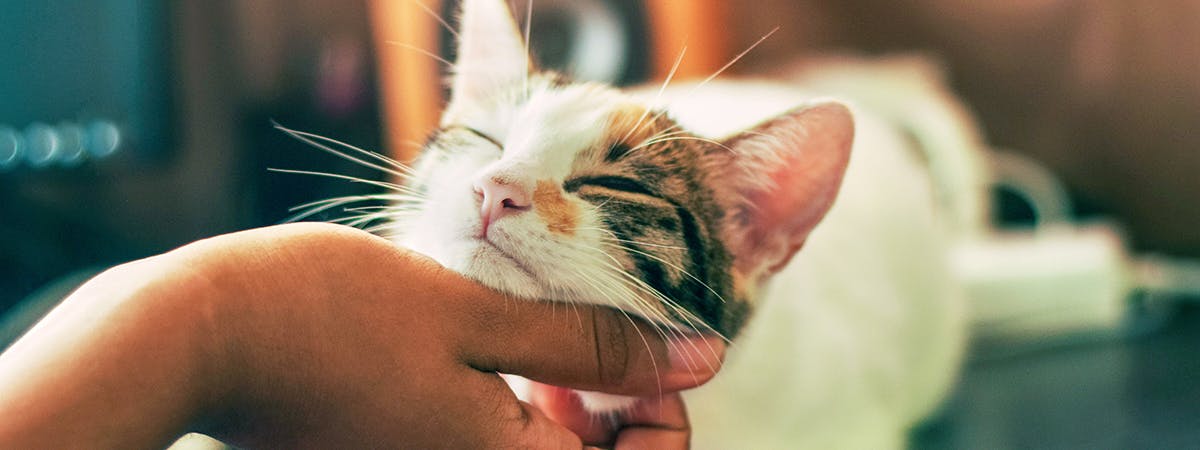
[630,129,690,150]
[691,26,780,94]
[567,242,683,330]
[272,122,416,178]
[589,255,728,372]
[634,136,735,154]
[598,236,687,251]
[578,235,732,348]
[267,168,420,195]
[415,1,458,39]
[603,241,729,305]
[572,269,665,397]
[570,240,721,343]
[385,40,455,68]
[625,27,779,158]
[619,45,688,146]
[283,195,421,224]
[287,194,420,213]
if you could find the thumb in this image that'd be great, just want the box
[456,295,728,396]
[499,400,588,450]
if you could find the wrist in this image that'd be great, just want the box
[150,249,243,436]
[170,223,402,444]
[0,253,233,448]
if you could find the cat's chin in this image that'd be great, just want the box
[398,233,544,298]
[454,239,545,298]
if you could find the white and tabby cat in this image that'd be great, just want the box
[371,1,967,448]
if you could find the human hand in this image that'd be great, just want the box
[0,223,725,449]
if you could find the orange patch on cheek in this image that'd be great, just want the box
[534,180,580,235]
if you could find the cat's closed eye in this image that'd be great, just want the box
[564,175,659,198]
[456,126,503,150]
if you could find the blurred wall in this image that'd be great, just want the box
[0,1,244,308]
[0,0,383,308]
[730,0,1200,257]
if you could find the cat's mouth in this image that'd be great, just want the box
[473,237,538,280]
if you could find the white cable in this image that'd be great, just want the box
[1135,255,1200,299]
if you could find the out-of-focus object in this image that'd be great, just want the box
[0,0,383,314]
[951,147,1134,354]
[472,0,639,84]
[954,225,1132,351]
[1137,256,1200,299]
[785,55,992,237]
[732,0,1200,258]
[957,144,1200,356]
[369,0,730,163]
[783,54,1198,357]
[0,1,174,172]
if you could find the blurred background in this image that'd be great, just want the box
[1,0,1198,447]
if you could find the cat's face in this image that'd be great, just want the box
[401,75,749,335]
[395,0,853,338]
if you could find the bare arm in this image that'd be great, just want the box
[0,223,724,449]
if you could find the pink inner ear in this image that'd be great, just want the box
[733,102,855,276]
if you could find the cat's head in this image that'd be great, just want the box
[397,0,852,338]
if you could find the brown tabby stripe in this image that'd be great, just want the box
[569,172,743,336]
[416,90,752,337]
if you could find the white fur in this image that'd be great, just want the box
[445,0,528,118]
[397,1,970,447]
[400,78,651,309]
[647,80,968,449]
[399,77,969,449]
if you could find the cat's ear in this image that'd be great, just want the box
[720,102,854,280]
[449,0,530,106]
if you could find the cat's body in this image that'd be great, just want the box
[651,81,967,449]
[390,1,969,448]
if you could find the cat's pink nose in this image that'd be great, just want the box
[474,177,532,237]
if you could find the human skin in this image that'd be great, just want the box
[0,223,724,449]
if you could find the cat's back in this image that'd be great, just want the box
[638,80,968,449]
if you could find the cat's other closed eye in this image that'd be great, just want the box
[564,175,659,198]
[451,125,503,150]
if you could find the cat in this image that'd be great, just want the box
[383,0,969,448]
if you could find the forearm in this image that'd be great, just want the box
[0,224,376,448]
[0,254,228,449]
[0,223,719,448]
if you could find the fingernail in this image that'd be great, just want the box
[667,335,726,375]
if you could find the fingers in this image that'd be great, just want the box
[452,288,727,396]
[612,394,690,450]
[530,383,612,444]
[493,395,690,450]
[440,373,585,450]
[506,401,586,450]
[330,227,726,397]
[530,382,691,450]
